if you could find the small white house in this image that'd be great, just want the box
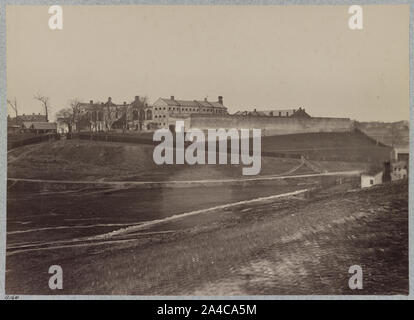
[391,147,409,162]
[391,161,408,181]
[361,170,383,188]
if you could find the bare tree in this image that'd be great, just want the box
[137,95,149,131]
[104,105,117,131]
[55,98,85,133]
[68,98,83,132]
[55,107,74,133]
[34,93,50,122]
[7,98,18,123]
[55,107,72,119]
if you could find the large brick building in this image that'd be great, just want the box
[77,95,227,132]
[78,96,154,132]
[152,96,228,129]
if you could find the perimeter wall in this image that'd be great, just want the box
[187,115,355,136]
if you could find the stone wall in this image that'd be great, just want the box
[187,114,355,136]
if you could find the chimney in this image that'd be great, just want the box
[171,96,175,100]
[218,96,223,105]
[383,161,391,182]
[108,97,112,102]
[135,96,139,101]
[123,102,126,105]
[204,97,207,102]
[90,100,93,104]
[32,113,35,115]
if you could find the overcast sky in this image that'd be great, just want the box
[6,5,409,122]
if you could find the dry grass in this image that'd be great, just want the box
[6,180,408,295]
[8,139,318,181]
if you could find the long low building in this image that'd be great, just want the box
[22,121,57,134]
[76,95,227,132]
[152,96,227,129]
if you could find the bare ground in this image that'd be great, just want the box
[6,180,408,296]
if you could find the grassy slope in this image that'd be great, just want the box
[7,140,313,181]
[262,131,392,162]
[356,121,409,148]
[7,130,384,181]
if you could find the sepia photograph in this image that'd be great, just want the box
[2,2,411,298]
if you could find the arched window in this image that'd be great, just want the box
[146,109,152,120]
[132,109,139,120]
[139,109,146,120]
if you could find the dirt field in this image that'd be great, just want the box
[6,180,408,295]
[5,136,407,296]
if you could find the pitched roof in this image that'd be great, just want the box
[233,110,267,116]
[159,98,225,109]
[394,147,409,154]
[363,167,383,176]
[22,122,57,130]
[290,109,311,118]
[209,101,225,109]
[176,100,199,108]
[262,109,296,114]
[158,98,180,106]
[234,107,311,118]
[14,114,47,123]
[194,100,213,108]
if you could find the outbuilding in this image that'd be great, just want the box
[22,121,57,134]
[361,169,383,188]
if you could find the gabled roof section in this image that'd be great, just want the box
[362,166,383,176]
[22,122,57,130]
[157,97,226,109]
[158,98,180,106]
[176,100,199,108]
[209,102,226,109]
[195,100,214,108]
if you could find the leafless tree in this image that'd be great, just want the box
[55,98,85,133]
[104,105,117,131]
[7,98,18,123]
[69,98,83,132]
[55,107,74,133]
[34,93,51,122]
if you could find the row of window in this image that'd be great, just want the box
[89,109,153,121]
[394,166,407,171]
[154,106,225,113]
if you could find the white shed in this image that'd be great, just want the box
[361,170,383,188]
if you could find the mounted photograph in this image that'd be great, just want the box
[4,4,410,296]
